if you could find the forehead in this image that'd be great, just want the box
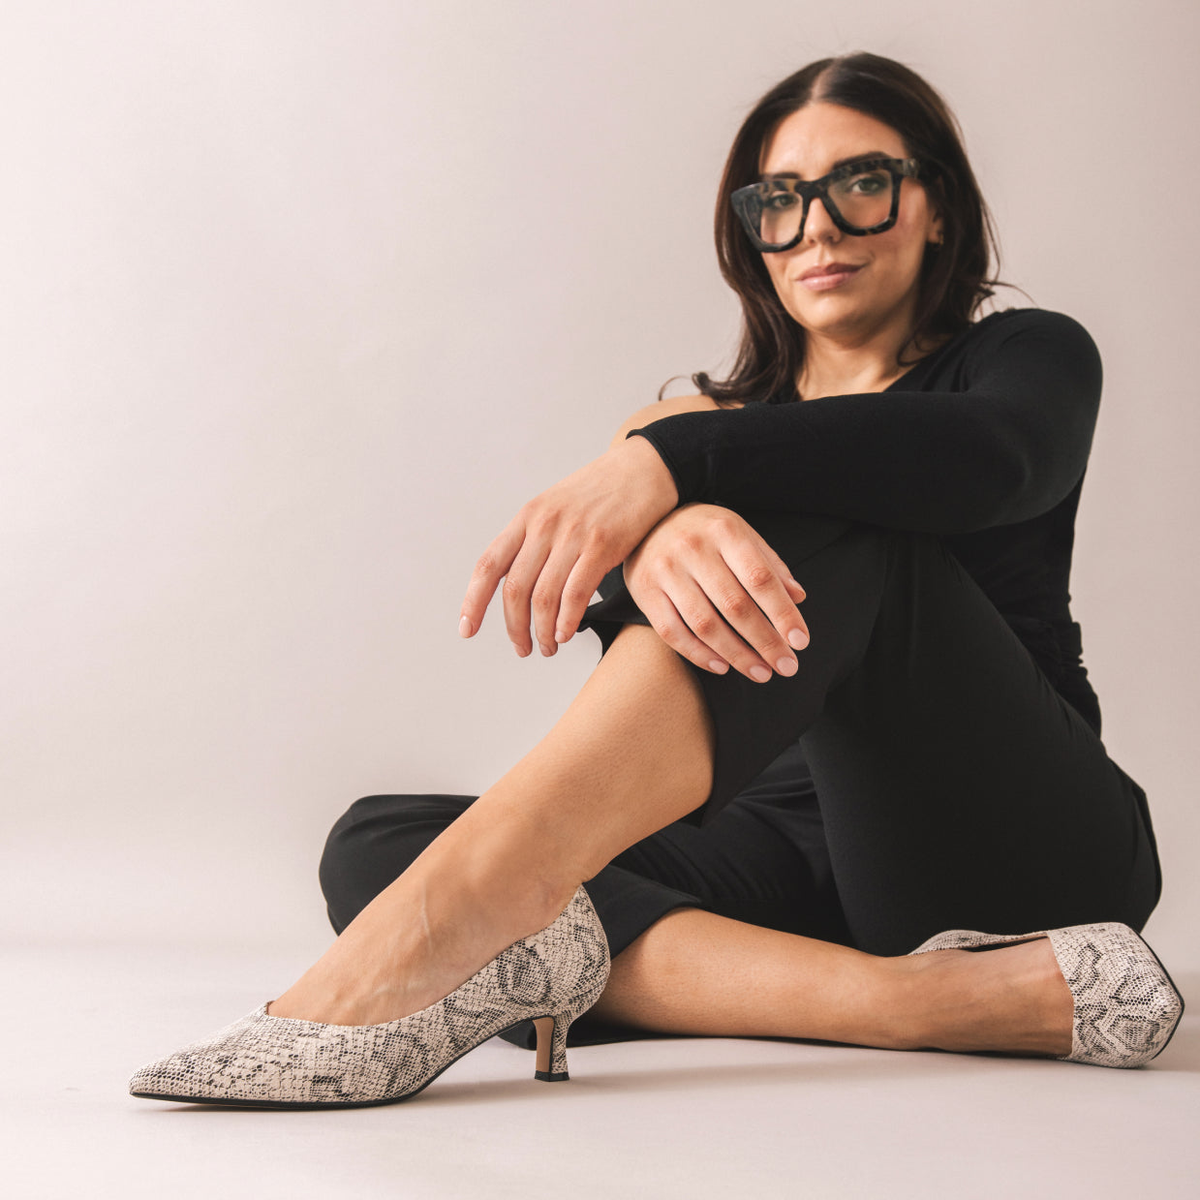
[759,103,907,178]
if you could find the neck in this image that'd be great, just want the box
[795,306,935,400]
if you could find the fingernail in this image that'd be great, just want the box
[459,615,473,638]
[513,642,530,657]
[775,655,797,676]
[708,659,729,674]
[750,665,771,683]
[788,577,806,597]
[555,629,569,643]
[540,642,554,657]
[788,628,809,650]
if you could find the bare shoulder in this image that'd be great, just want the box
[610,393,745,448]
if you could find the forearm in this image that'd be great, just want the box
[622,311,1102,535]
[624,398,1029,533]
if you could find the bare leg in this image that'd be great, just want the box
[269,623,1072,1058]
[588,906,1072,1057]
[269,624,715,1026]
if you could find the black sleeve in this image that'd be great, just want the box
[625,309,1103,535]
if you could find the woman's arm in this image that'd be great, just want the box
[624,310,1102,535]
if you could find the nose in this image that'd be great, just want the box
[801,195,841,244]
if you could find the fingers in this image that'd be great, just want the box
[528,543,594,656]
[459,522,524,641]
[459,517,600,658]
[643,568,803,683]
[637,583,733,676]
[765,547,808,608]
[501,536,554,656]
[642,540,811,681]
[701,565,803,681]
[513,525,614,655]
[552,552,609,648]
[731,545,811,656]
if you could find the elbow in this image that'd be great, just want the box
[967,458,1083,530]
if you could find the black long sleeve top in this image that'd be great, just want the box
[625,307,1104,736]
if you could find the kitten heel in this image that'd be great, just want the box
[532,1013,571,1082]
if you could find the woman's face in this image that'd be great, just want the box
[756,102,943,345]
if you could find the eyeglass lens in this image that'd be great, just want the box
[757,165,896,244]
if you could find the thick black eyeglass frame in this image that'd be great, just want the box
[731,156,926,253]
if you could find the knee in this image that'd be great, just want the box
[317,795,375,894]
[740,511,903,580]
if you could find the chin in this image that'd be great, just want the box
[787,298,872,335]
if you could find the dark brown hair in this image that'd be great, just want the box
[689,52,1016,406]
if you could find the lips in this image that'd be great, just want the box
[800,262,863,280]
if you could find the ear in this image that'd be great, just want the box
[924,184,945,246]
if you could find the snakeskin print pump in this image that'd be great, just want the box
[909,921,1184,1068]
[128,881,611,1109]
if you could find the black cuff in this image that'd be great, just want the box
[625,426,703,505]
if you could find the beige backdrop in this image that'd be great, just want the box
[2,0,1196,969]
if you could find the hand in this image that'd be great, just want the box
[459,435,679,656]
[622,503,810,682]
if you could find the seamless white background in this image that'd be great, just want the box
[2,0,1196,972]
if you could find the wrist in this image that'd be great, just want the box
[617,431,679,514]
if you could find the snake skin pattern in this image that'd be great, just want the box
[909,921,1184,1068]
[129,882,611,1108]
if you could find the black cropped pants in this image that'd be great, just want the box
[318,514,1161,1049]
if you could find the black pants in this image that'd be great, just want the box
[319,514,1161,1050]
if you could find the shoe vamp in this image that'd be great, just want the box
[136,1003,508,1104]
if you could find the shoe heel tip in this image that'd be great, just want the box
[533,1069,570,1082]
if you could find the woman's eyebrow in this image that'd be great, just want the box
[763,150,891,180]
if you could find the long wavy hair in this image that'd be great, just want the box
[689,52,1016,406]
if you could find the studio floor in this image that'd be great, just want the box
[5,941,1197,1200]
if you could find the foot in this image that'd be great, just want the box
[898,936,1074,1058]
[267,837,578,1028]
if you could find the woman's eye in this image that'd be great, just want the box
[763,192,799,211]
[846,173,888,195]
